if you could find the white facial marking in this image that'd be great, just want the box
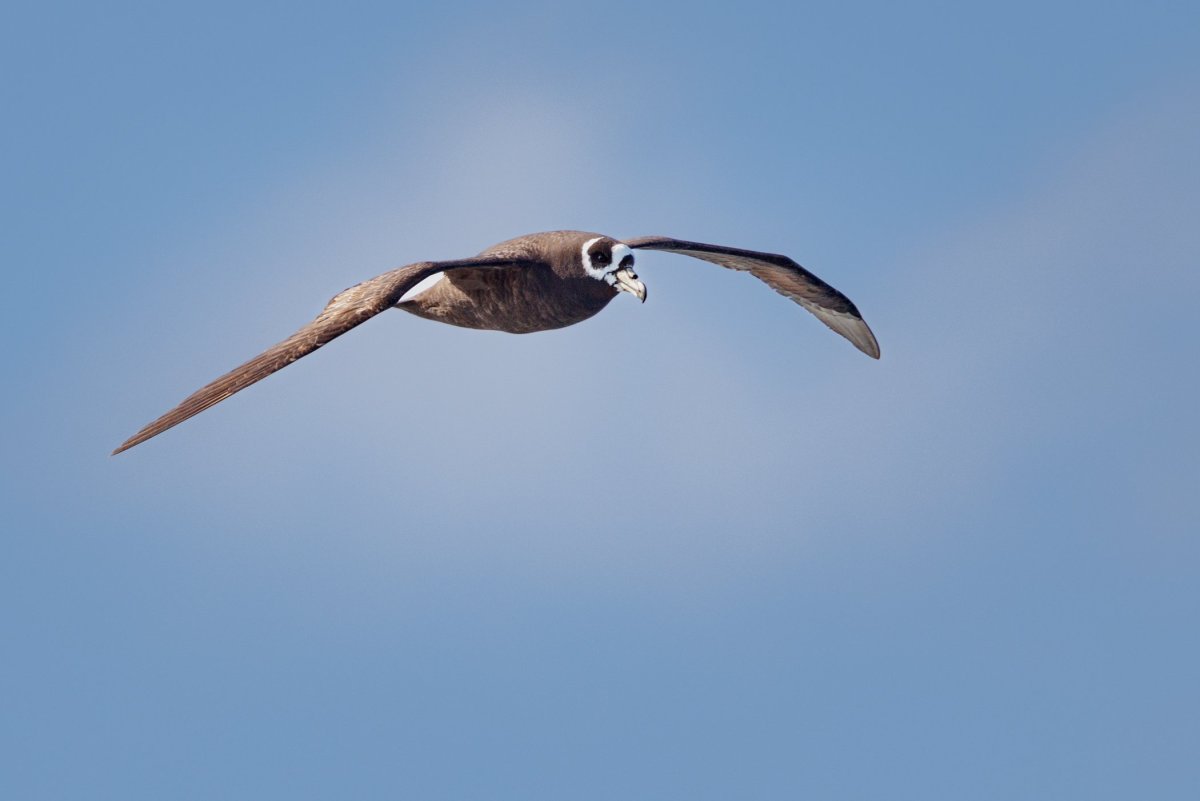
[581,238,635,285]
[398,271,444,302]
[610,243,633,275]
[581,237,607,280]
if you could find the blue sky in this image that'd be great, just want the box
[3,2,1198,798]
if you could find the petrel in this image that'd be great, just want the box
[113,230,880,454]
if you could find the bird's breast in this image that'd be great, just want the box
[396,266,615,333]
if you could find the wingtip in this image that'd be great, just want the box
[112,431,149,455]
[861,333,881,360]
[865,324,882,359]
[841,315,881,360]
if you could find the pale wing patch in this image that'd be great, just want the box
[398,271,445,302]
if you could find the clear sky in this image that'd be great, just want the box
[3,1,1198,798]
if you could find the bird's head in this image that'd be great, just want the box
[581,237,646,302]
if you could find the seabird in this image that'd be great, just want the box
[113,230,880,454]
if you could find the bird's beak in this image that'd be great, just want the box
[611,267,647,303]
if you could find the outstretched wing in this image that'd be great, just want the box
[624,236,880,359]
[113,255,533,454]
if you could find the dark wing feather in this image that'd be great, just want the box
[624,236,880,358]
[113,255,532,454]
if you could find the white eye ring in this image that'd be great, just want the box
[581,237,609,279]
[581,239,635,282]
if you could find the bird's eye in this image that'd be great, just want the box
[593,251,610,265]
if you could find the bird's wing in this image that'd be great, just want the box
[624,236,880,358]
[112,255,535,454]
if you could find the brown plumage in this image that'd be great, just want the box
[113,230,879,454]
[622,236,880,359]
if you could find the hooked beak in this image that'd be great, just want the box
[610,266,647,303]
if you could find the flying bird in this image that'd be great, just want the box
[113,230,880,454]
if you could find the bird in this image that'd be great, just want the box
[113,230,880,454]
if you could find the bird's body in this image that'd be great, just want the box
[399,231,618,333]
[114,229,880,454]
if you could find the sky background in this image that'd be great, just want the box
[3,1,1199,798]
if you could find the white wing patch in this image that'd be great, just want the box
[398,271,444,302]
